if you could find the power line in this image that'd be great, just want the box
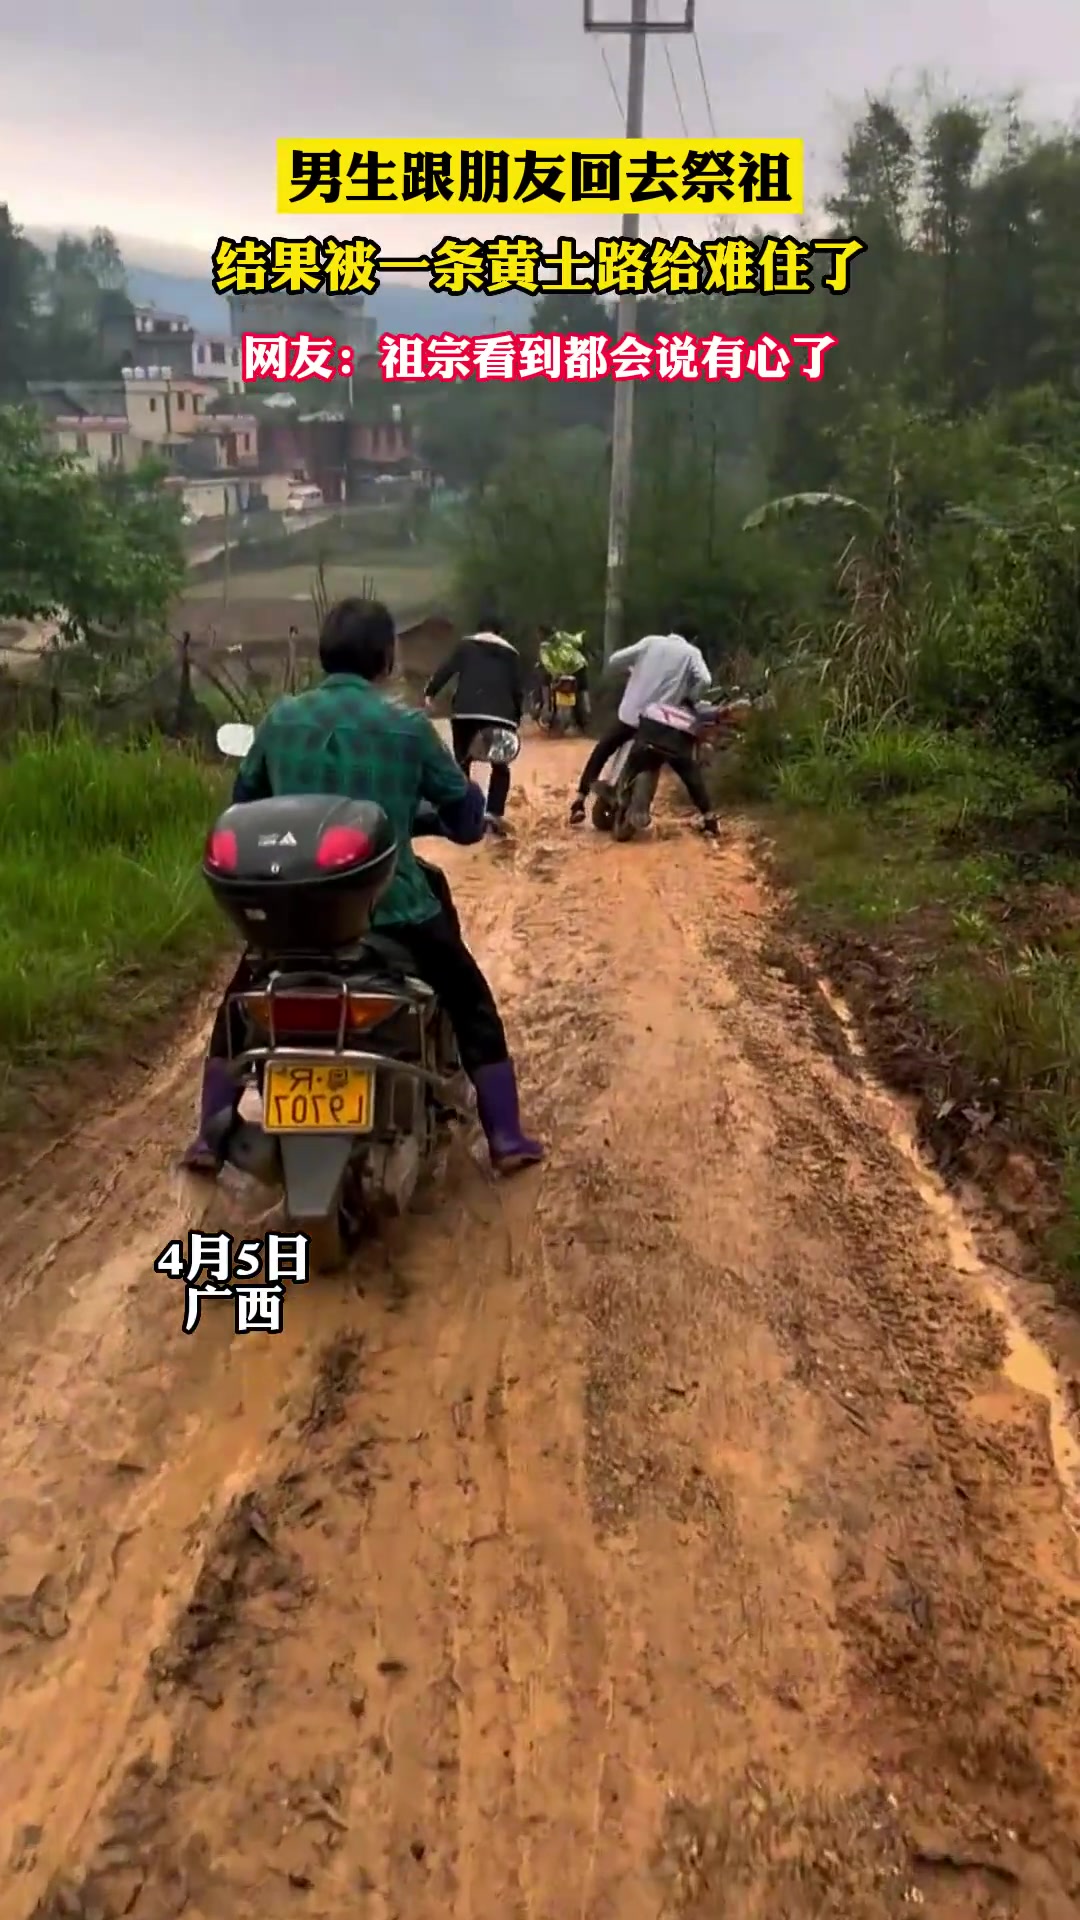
[662,40,690,136]
[599,43,625,124]
[691,28,717,137]
[644,0,689,138]
[596,42,666,236]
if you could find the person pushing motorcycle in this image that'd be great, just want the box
[422,611,524,835]
[568,620,719,833]
[181,598,543,1180]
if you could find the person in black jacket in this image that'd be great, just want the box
[424,612,524,833]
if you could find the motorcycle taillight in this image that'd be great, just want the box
[204,828,238,872]
[240,992,398,1036]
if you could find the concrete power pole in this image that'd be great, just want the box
[583,0,695,661]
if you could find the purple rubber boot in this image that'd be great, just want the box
[180,1058,238,1174]
[472,1060,544,1174]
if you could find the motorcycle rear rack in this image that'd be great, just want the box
[237,971,433,1054]
[230,1043,459,1104]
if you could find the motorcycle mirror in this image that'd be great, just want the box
[217,721,255,759]
[471,724,521,766]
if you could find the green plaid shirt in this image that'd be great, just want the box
[234,674,469,926]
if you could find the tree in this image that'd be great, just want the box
[0,210,130,388]
[0,407,185,657]
[436,82,1080,767]
[921,103,987,404]
[829,98,918,249]
[414,380,537,492]
[32,225,130,381]
[50,230,126,327]
[0,205,43,396]
[456,426,610,639]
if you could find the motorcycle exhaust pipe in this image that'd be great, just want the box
[226,1118,283,1187]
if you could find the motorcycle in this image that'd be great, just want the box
[590,690,754,840]
[532,674,581,735]
[202,718,521,1270]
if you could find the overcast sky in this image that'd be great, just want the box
[0,0,1076,275]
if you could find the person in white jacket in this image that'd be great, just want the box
[568,622,713,824]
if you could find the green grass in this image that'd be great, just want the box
[765,802,1015,927]
[744,719,1080,1275]
[772,724,1049,813]
[0,729,228,1080]
[924,946,1080,1122]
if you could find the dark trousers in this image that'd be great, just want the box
[451,717,510,818]
[576,719,636,796]
[416,856,460,938]
[391,909,507,1072]
[625,738,713,816]
[208,876,508,1079]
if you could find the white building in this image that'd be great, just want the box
[191,333,244,393]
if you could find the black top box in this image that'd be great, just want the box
[203,794,398,953]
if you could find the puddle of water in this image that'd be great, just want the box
[816,977,1080,1520]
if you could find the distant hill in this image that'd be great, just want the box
[125,267,532,340]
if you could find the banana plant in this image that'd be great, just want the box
[741,491,879,532]
[743,466,915,733]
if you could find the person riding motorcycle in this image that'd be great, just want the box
[535,626,590,728]
[181,597,543,1179]
[568,620,719,833]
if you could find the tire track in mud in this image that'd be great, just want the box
[5,744,1080,1918]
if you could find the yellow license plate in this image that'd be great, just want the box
[263,1061,373,1133]
[555,690,575,707]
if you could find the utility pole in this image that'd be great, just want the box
[583,0,695,660]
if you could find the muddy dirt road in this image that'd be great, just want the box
[4,737,1080,1919]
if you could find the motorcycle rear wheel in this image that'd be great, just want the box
[627,769,656,833]
[294,1212,347,1274]
[613,770,654,840]
[290,1165,364,1275]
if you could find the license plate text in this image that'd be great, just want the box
[263,1061,373,1132]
